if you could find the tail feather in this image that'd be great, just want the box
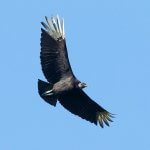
[38,79,57,106]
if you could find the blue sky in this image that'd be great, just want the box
[0,0,150,149]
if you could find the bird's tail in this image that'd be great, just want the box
[38,79,57,106]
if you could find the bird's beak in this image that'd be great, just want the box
[82,83,87,88]
[84,83,87,87]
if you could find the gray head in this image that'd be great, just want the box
[78,82,87,89]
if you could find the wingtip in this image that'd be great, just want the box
[109,113,116,118]
[97,111,114,128]
[45,16,48,20]
[41,22,50,31]
[41,15,65,40]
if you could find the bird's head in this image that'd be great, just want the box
[78,82,87,89]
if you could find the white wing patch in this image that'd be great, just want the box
[41,15,65,40]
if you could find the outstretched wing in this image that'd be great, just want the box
[59,89,113,127]
[40,15,74,84]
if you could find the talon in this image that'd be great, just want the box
[42,90,53,96]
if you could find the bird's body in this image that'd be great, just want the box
[53,76,75,94]
[38,15,114,128]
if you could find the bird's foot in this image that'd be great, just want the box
[42,89,54,96]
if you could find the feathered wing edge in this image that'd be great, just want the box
[41,15,65,40]
[59,89,114,128]
[96,111,114,128]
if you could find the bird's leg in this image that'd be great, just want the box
[42,89,54,96]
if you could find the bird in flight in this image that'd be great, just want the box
[38,15,114,128]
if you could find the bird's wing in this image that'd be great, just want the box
[40,15,74,84]
[59,89,114,127]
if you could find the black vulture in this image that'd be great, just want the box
[38,15,114,128]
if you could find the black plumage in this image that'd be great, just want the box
[38,15,114,127]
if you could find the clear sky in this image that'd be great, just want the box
[0,0,150,149]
